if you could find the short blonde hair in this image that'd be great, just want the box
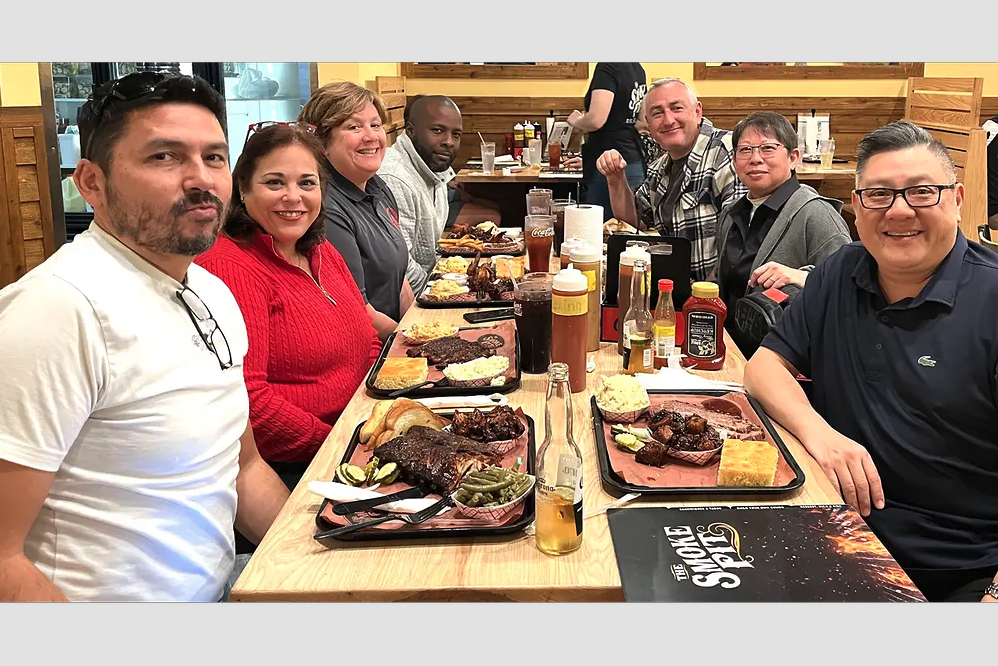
[298,81,388,146]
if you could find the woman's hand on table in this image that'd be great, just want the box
[562,155,582,170]
[749,262,808,290]
[803,426,885,517]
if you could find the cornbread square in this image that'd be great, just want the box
[374,358,429,390]
[717,439,779,487]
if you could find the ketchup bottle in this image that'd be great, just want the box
[680,281,727,371]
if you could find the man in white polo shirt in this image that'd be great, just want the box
[0,71,290,602]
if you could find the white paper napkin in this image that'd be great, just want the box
[629,353,744,393]
[307,481,442,514]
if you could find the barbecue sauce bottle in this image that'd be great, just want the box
[535,362,583,556]
[680,281,727,370]
[550,266,588,393]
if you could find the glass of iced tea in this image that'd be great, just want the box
[525,214,555,273]
[550,198,573,255]
[548,142,562,169]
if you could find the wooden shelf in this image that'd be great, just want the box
[401,63,588,80]
[693,63,924,81]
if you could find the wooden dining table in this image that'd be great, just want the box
[230,262,842,602]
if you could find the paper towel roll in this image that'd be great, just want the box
[564,204,603,252]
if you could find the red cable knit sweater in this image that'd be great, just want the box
[196,231,382,463]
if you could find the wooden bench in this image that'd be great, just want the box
[375,76,406,146]
[903,76,988,242]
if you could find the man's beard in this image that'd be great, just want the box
[413,139,453,173]
[105,182,226,257]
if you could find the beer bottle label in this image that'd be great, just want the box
[686,311,718,360]
[622,320,635,349]
[514,302,522,316]
[573,472,584,536]
[555,453,584,536]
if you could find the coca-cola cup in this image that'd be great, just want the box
[525,214,555,273]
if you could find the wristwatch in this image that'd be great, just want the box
[984,583,998,600]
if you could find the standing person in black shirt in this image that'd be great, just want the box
[569,63,647,222]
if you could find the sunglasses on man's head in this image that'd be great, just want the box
[81,71,207,158]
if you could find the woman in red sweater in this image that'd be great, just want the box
[196,122,382,491]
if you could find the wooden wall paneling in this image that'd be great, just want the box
[375,77,405,94]
[701,96,907,160]
[30,125,56,260]
[423,96,585,167]
[1,125,27,284]
[0,132,14,287]
[0,106,57,287]
[401,63,588,80]
[695,63,923,81]
[409,93,996,171]
[961,127,988,239]
[377,77,407,147]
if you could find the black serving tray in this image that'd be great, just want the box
[314,413,537,542]
[435,242,525,258]
[364,325,522,398]
[590,389,806,498]
[416,294,514,309]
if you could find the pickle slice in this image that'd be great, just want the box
[344,465,367,485]
[373,462,399,484]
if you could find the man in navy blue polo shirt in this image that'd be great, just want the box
[744,121,998,603]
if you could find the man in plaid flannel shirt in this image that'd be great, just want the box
[598,78,747,281]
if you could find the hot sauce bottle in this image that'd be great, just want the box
[680,281,727,371]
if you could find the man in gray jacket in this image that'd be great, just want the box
[379,95,466,293]
[714,111,851,356]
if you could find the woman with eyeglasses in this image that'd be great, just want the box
[715,111,852,356]
[195,123,382,490]
[298,82,418,342]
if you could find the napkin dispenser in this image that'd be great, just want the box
[797,111,830,156]
[601,234,692,343]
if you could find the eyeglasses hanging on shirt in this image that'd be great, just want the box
[177,285,233,370]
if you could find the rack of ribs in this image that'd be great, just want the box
[372,426,503,494]
[405,335,496,367]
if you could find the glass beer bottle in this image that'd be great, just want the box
[535,362,584,556]
[622,259,654,374]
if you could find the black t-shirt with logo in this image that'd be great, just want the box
[581,62,647,178]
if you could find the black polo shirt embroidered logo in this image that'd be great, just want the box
[916,355,936,367]
[385,206,400,229]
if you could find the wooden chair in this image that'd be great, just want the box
[903,77,988,241]
[375,76,406,146]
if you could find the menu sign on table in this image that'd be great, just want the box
[607,504,926,602]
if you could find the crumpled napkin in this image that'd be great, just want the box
[629,353,744,392]
[307,481,441,514]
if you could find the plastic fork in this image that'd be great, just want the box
[314,495,454,540]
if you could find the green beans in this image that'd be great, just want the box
[456,466,533,507]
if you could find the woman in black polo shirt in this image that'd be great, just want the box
[299,82,416,341]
